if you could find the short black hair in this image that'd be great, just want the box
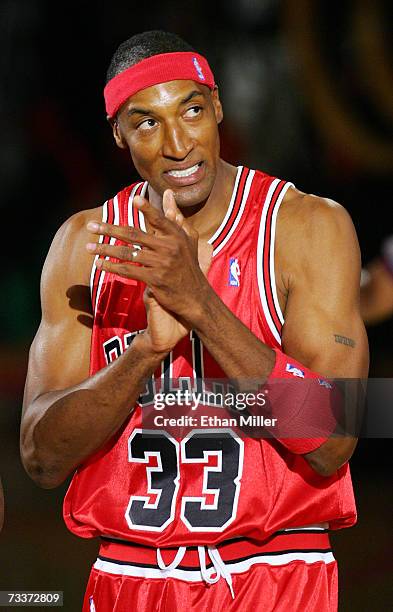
[106,30,195,84]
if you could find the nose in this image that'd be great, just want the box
[162,121,193,160]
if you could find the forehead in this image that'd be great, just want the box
[122,80,210,114]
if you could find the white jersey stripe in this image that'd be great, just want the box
[94,550,335,581]
[93,196,120,317]
[127,183,143,228]
[90,200,108,303]
[138,182,148,231]
[269,182,293,326]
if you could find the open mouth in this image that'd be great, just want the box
[166,162,203,178]
[163,161,206,187]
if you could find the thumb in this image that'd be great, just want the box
[163,189,187,230]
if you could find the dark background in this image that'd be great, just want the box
[0,1,392,610]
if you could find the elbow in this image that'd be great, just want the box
[22,459,67,489]
[26,466,65,490]
[306,455,341,477]
[20,438,67,490]
[21,456,65,489]
[305,437,358,477]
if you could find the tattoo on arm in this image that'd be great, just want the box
[334,334,356,348]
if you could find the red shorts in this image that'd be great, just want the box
[83,530,338,611]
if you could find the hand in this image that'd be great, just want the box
[143,287,188,353]
[143,190,191,352]
[161,190,212,277]
[143,190,213,351]
[86,190,213,351]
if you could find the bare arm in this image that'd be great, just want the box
[21,211,166,489]
[276,194,369,474]
[190,195,369,475]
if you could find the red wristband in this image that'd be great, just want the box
[263,348,340,454]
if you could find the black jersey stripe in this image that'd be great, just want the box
[100,527,328,550]
[211,166,250,254]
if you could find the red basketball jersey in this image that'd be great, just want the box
[63,167,356,547]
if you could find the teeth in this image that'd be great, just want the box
[167,163,200,178]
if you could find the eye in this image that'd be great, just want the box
[184,105,203,118]
[137,118,157,132]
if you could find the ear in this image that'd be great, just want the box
[211,87,223,125]
[108,116,128,150]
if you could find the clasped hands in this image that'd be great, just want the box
[86,190,213,352]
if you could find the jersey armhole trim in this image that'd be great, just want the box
[270,181,293,327]
[256,180,293,346]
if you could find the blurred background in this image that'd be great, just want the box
[0,0,392,609]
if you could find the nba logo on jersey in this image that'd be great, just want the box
[229,257,241,287]
[89,596,96,612]
[318,378,333,389]
[286,363,305,378]
[193,57,205,80]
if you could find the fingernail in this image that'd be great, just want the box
[95,258,103,268]
[86,243,96,252]
[87,222,100,231]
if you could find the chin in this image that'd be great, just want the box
[173,179,215,209]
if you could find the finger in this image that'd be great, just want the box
[143,287,160,310]
[162,189,179,223]
[86,222,166,250]
[162,190,198,240]
[162,189,188,230]
[127,248,162,268]
[86,242,161,267]
[134,195,178,234]
[95,258,150,283]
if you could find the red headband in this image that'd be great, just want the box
[104,51,215,118]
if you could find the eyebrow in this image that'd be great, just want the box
[126,89,204,117]
[181,90,204,104]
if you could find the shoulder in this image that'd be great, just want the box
[41,205,102,296]
[276,186,361,290]
[281,186,354,231]
[278,186,359,256]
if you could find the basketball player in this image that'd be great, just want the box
[21,31,368,611]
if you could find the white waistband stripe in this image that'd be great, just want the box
[94,550,335,582]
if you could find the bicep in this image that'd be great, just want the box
[281,202,369,379]
[23,314,92,409]
[23,213,94,415]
